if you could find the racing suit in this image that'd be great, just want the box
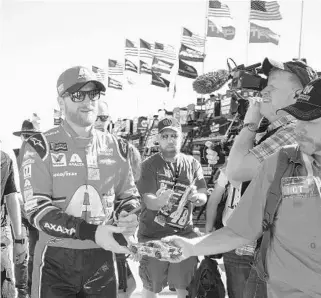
[19,121,140,298]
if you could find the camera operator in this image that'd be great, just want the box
[205,58,318,298]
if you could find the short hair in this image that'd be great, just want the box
[271,68,303,91]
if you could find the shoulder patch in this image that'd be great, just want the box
[117,138,129,161]
[27,133,48,160]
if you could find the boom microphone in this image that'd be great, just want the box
[192,69,229,95]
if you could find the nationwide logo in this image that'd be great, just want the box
[69,153,84,166]
[53,171,77,178]
[50,142,68,152]
[51,153,67,167]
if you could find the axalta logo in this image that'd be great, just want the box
[69,154,84,166]
[53,171,77,178]
[44,223,76,236]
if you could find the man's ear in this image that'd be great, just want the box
[57,96,65,112]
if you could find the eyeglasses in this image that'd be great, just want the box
[66,90,101,102]
[96,115,109,122]
[160,134,179,141]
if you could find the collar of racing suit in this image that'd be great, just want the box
[61,120,98,151]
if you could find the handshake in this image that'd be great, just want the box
[95,210,139,255]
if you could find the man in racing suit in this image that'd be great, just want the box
[19,66,140,298]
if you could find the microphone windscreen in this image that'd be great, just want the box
[193,69,229,95]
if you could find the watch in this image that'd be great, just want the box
[14,239,25,244]
[243,123,259,133]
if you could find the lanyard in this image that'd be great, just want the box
[166,161,180,190]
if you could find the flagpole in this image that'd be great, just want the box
[244,0,252,66]
[202,0,209,75]
[298,0,304,59]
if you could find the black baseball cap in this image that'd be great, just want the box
[262,58,318,87]
[158,117,181,133]
[280,77,321,121]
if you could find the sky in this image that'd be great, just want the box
[1,0,321,149]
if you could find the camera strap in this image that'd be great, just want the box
[256,126,282,145]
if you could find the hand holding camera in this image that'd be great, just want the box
[243,97,262,125]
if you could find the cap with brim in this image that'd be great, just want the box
[159,126,181,133]
[65,81,105,95]
[57,66,106,97]
[281,103,321,121]
[279,77,321,121]
[13,120,40,137]
[262,57,318,87]
[158,117,181,133]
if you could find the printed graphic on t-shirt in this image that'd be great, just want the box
[155,172,192,229]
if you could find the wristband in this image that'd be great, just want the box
[14,239,25,244]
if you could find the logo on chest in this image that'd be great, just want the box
[51,153,67,167]
[69,154,84,166]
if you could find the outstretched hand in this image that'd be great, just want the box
[95,225,131,254]
[161,235,196,263]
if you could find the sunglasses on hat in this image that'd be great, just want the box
[96,115,109,122]
[66,90,101,102]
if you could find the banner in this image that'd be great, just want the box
[249,22,279,45]
[151,71,170,88]
[207,19,235,40]
[152,57,174,74]
[179,43,205,62]
[178,59,198,79]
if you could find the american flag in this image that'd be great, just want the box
[250,0,282,21]
[125,58,138,73]
[152,57,174,74]
[139,60,152,75]
[108,59,124,76]
[140,39,154,59]
[154,42,177,62]
[108,77,122,90]
[125,39,138,57]
[92,66,106,81]
[208,0,232,18]
[181,28,206,48]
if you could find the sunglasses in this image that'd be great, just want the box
[66,90,101,102]
[96,115,109,122]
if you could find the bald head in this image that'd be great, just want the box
[95,101,109,132]
[98,101,109,116]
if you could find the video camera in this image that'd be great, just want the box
[204,59,268,167]
[228,59,267,91]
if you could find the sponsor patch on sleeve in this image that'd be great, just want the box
[117,138,129,160]
[27,133,48,160]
